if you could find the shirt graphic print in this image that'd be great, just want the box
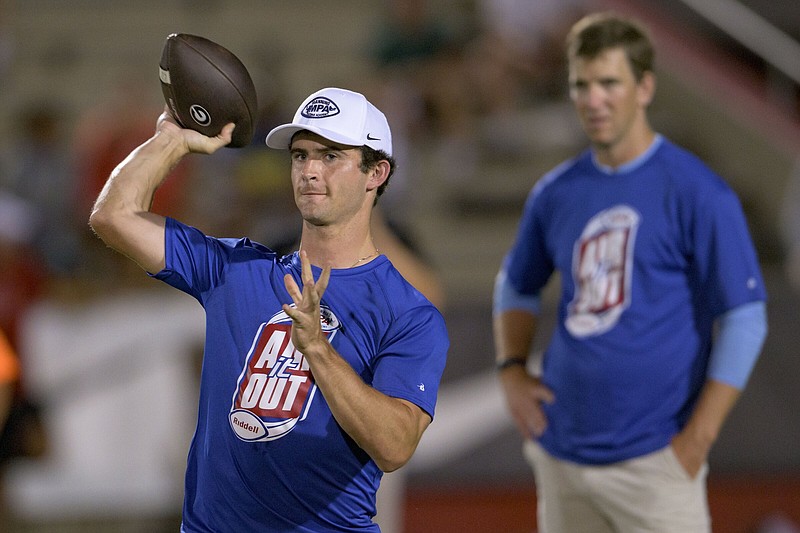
[229,305,340,441]
[566,205,640,337]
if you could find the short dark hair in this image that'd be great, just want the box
[359,145,396,201]
[566,12,654,81]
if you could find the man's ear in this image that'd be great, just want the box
[637,71,656,108]
[366,160,390,192]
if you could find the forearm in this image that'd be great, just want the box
[493,309,537,365]
[91,131,187,224]
[89,130,188,272]
[673,301,767,473]
[303,340,428,472]
[682,379,741,448]
[672,379,741,477]
[492,269,540,366]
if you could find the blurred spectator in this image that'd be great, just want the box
[0,326,19,522]
[74,76,193,222]
[0,328,20,445]
[0,323,45,468]
[468,0,589,112]
[369,0,479,187]
[780,157,800,290]
[457,0,591,162]
[229,139,300,255]
[0,0,14,85]
[366,0,476,296]
[0,192,45,348]
[0,199,47,525]
[755,513,800,533]
[189,78,301,251]
[74,76,196,288]
[371,207,445,309]
[370,0,473,139]
[4,101,82,277]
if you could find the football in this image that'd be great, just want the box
[159,33,257,148]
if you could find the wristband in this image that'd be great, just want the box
[496,357,527,372]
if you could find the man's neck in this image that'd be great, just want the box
[594,126,656,169]
[298,222,379,270]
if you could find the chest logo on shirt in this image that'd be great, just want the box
[229,305,341,442]
[566,205,639,338]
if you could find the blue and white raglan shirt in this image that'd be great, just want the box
[154,218,448,532]
[501,136,766,465]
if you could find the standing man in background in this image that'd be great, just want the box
[493,12,767,532]
[90,86,448,532]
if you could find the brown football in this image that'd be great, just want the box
[159,33,257,148]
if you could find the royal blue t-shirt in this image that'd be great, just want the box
[154,218,448,532]
[503,136,766,465]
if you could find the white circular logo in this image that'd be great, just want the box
[189,104,211,126]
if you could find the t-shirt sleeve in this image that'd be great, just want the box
[152,217,229,302]
[504,187,554,295]
[692,185,767,315]
[372,305,449,419]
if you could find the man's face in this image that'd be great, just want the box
[289,131,370,227]
[568,47,653,151]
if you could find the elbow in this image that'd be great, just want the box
[379,463,404,474]
[88,204,112,242]
[375,450,414,473]
[373,439,420,473]
[374,402,431,472]
[365,398,430,473]
[88,204,128,254]
[88,204,103,232]
[89,199,127,245]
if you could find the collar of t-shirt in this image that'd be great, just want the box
[592,134,664,174]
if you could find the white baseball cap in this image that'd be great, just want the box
[266,87,392,156]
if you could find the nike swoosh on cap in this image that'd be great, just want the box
[366,134,380,140]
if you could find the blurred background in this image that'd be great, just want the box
[0,0,798,532]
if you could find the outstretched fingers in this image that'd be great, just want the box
[282,251,333,352]
[296,250,330,304]
[283,273,302,304]
[282,251,331,315]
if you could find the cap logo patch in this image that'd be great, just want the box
[301,97,340,119]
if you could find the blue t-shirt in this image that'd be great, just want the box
[155,218,448,532]
[503,136,766,465]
